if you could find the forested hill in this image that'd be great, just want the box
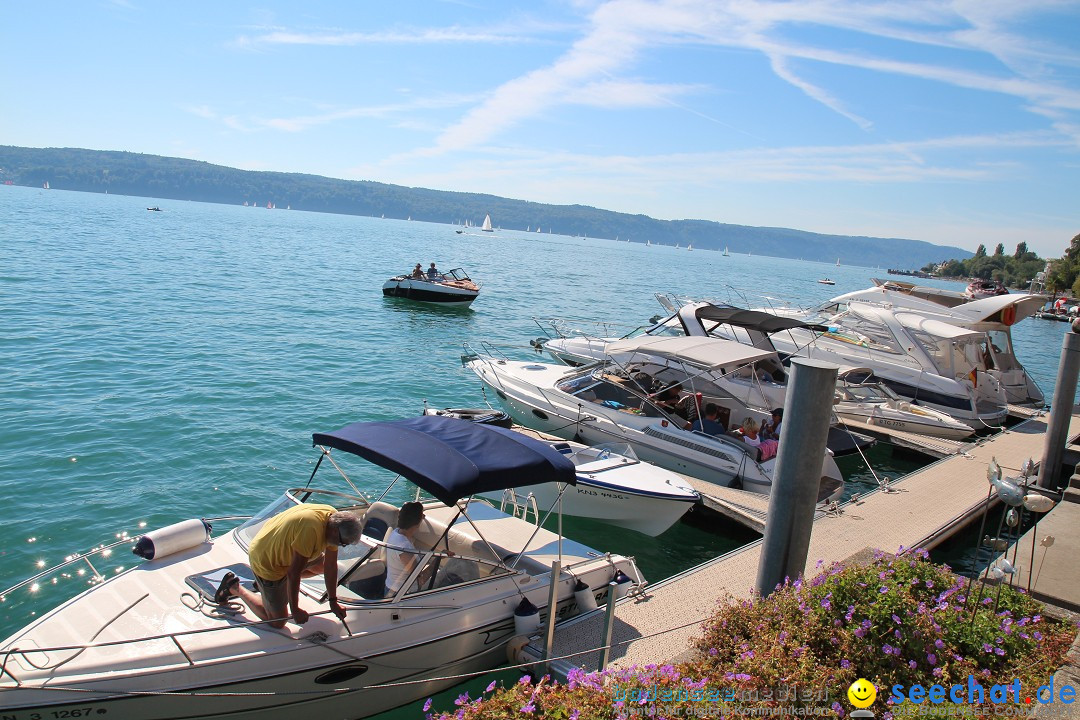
[0,145,970,268]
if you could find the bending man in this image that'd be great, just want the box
[216,504,362,628]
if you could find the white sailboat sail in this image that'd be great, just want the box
[481,214,494,232]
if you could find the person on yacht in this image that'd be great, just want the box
[737,417,762,448]
[427,263,440,279]
[761,408,783,441]
[691,403,725,436]
[215,504,362,628]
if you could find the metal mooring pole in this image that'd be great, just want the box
[1037,323,1080,490]
[755,358,838,597]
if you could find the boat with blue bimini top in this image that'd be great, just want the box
[382,267,481,307]
[0,416,642,720]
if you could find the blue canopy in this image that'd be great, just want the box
[312,415,576,506]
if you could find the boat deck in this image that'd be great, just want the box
[835,417,976,458]
[541,408,1080,674]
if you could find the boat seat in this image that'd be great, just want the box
[346,558,387,600]
[362,502,399,537]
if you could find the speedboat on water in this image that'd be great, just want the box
[382,267,480,307]
[464,336,845,502]
[832,367,975,440]
[828,281,1045,407]
[0,416,642,720]
[421,408,698,536]
[965,279,1010,300]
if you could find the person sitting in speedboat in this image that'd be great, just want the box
[761,408,783,441]
[411,263,424,279]
[736,417,762,448]
[426,263,440,279]
[691,403,725,436]
[385,502,454,596]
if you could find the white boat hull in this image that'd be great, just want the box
[382,276,478,307]
[834,402,974,440]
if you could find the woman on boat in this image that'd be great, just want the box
[738,417,762,448]
[411,263,424,279]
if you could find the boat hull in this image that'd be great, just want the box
[382,277,478,307]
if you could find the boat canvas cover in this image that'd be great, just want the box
[312,416,575,506]
[691,305,828,334]
[893,312,985,340]
[605,335,773,368]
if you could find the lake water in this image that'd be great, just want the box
[0,186,1072,716]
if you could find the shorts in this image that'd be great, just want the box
[255,575,289,620]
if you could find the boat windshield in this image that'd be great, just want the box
[443,268,471,281]
[233,488,370,551]
[908,329,987,378]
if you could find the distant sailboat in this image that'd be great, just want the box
[687,244,693,251]
[723,246,730,257]
[836,258,841,266]
[481,214,494,232]
[527,226,531,232]
[43,181,50,190]
[646,239,651,247]
[536,227,541,233]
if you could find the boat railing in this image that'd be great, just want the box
[496,489,542,526]
[0,515,252,601]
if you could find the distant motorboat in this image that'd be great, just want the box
[481,214,494,232]
[382,267,481,307]
[147,206,162,212]
[818,278,835,285]
[965,279,1010,300]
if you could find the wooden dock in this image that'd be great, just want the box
[541,408,1079,674]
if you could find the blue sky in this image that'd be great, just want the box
[4,1,1079,256]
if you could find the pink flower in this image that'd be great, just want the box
[423,699,432,712]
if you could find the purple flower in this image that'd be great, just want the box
[423,699,433,712]
[879,586,890,594]
[520,702,536,714]
[735,673,752,681]
[1034,631,1043,641]
[927,653,937,665]
[934,639,944,649]
[708,647,718,656]
[883,643,895,655]
[455,693,470,706]
[891,614,901,624]
[908,660,917,669]
[841,659,851,669]
[995,648,1005,656]
[982,643,994,653]
[570,712,580,720]
[518,675,532,685]
[486,681,497,693]
[854,627,866,638]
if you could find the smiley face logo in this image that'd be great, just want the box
[848,678,877,709]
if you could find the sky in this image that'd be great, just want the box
[3,1,1079,257]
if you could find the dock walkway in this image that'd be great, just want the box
[544,410,1079,673]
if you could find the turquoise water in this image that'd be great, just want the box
[0,186,1071,716]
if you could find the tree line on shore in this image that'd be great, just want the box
[924,232,1080,295]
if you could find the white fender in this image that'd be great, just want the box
[132,518,212,560]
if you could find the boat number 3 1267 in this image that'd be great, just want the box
[3,709,107,719]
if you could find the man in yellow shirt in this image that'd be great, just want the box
[216,504,362,628]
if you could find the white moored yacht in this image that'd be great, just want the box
[759,301,1009,429]
[827,281,1045,407]
[465,336,845,502]
[0,416,642,719]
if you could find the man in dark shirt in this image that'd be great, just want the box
[691,403,725,436]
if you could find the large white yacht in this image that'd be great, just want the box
[825,281,1045,407]
[763,301,1009,429]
